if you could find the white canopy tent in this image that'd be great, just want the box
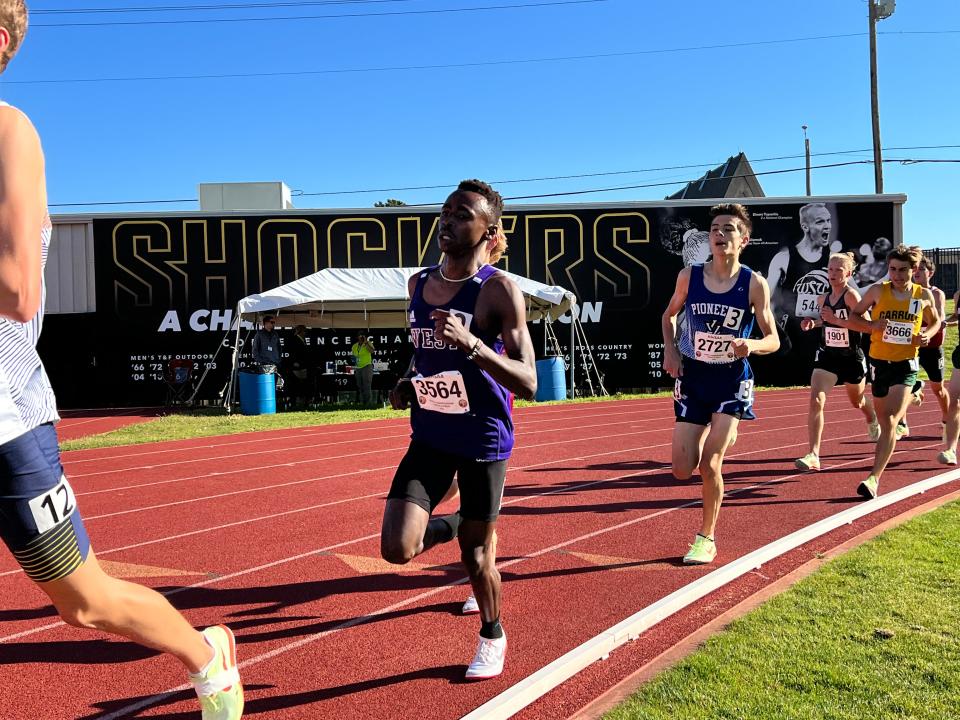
[224,267,578,407]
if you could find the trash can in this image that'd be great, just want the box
[535,356,567,402]
[239,365,277,415]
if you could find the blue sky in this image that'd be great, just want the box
[3,0,957,247]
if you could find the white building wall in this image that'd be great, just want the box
[47,221,96,314]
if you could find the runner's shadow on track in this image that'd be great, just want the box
[524,459,665,473]
[0,637,158,665]
[78,685,273,720]
[0,604,58,622]
[505,474,691,497]
[499,496,693,515]
[183,601,464,646]
[83,666,466,718]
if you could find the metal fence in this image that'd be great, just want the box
[928,247,960,300]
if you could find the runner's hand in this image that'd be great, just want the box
[664,344,682,378]
[430,309,474,352]
[800,317,816,332]
[914,331,931,347]
[871,318,889,334]
[731,338,751,359]
[390,378,415,410]
[819,306,836,325]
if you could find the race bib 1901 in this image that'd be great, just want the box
[824,326,850,348]
[693,331,735,363]
[412,371,470,414]
[882,320,914,345]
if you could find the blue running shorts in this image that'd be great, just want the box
[0,423,90,582]
[673,356,756,426]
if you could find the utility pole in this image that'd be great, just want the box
[802,125,811,196]
[869,0,896,194]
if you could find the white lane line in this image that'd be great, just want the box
[84,430,944,720]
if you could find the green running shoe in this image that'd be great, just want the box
[937,449,957,466]
[857,475,879,500]
[895,421,909,440]
[683,534,717,565]
[190,625,244,720]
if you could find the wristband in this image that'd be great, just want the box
[465,338,484,361]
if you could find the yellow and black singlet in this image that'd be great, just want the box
[869,281,924,362]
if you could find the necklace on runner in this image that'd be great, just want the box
[438,264,479,283]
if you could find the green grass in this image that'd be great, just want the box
[605,501,960,720]
[59,392,666,451]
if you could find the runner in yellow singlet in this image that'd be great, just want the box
[831,245,939,498]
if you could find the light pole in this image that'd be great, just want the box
[869,0,896,194]
[802,125,811,196]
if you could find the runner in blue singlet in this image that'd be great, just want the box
[662,204,780,565]
[381,180,536,680]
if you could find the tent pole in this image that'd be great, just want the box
[224,308,243,413]
[569,299,576,399]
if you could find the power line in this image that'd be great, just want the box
[11,30,958,84]
[32,0,608,27]
[288,145,960,196]
[499,159,960,201]
[48,155,960,208]
[34,1,416,13]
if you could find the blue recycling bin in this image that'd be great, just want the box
[535,356,567,402]
[239,369,276,415]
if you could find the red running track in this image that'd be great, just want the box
[0,390,955,719]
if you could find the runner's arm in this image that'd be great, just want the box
[389,274,421,409]
[732,273,779,357]
[845,285,883,334]
[661,267,690,378]
[0,107,46,323]
[916,288,941,346]
[434,275,537,399]
[946,290,960,325]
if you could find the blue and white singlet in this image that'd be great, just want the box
[678,264,755,367]
[0,101,59,445]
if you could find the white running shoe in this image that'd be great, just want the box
[462,595,480,615]
[465,633,507,679]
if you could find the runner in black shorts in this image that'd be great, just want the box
[939,294,960,465]
[845,245,939,498]
[909,256,949,436]
[381,180,536,679]
[795,253,878,471]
